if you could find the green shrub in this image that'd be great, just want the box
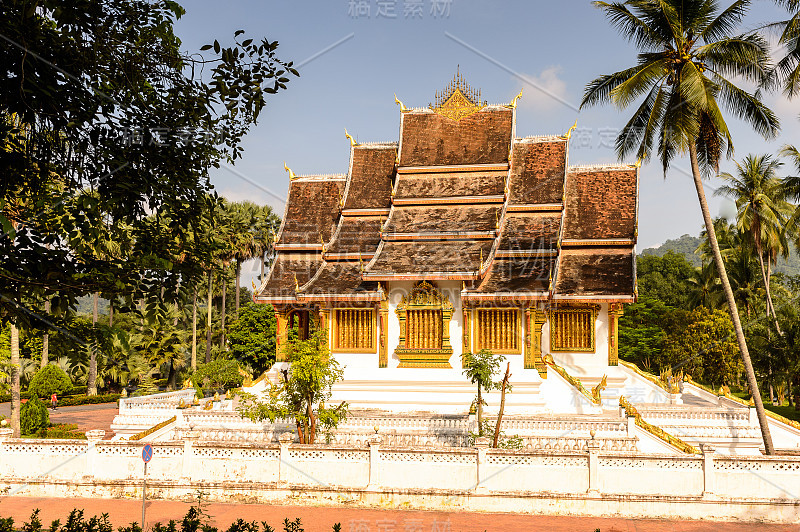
[58,394,120,407]
[20,395,50,435]
[192,359,244,396]
[38,423,87,440]
[28,365,73,398]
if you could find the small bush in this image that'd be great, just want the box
[38,424,86,440]
[192,359,244,396]
[28,365,73,398]
[58,394,120,407]
[20,395,49,435]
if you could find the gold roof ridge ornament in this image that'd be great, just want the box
[284,162,296,180]
[563,120,578,140]
[509,88,524,109]
[429,68,486,121]
[294,273,300,293]
[394,94,407,112]
[634,152,646,168]
[345,128,357,147]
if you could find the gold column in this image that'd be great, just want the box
[319,308,330,350]
[608,303,623,366]
[524,308,547,376]
[276,309,288,362]
[462,306,472,368]
[379,300,388,368]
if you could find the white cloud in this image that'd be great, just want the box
[517,66,569,113]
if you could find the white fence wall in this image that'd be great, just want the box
[2,433,800,522]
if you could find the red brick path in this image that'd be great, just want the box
[0,498,794,532]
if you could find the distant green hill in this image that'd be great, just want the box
[641,233,800,276]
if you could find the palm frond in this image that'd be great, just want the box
[615,83,667,161]
[701,0,751,42]
[697,34,771,83]
[581,65,641,108]
[593,1,671,49]
[610,58,669,108]
[710,72,780,139]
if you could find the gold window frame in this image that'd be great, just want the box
[549,304,599,353]
[474,308,522,354]
[331,307,377,353]
[395,281,454,368]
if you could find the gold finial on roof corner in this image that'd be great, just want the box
[634,152,646,168]
[358,253,364,272]
[284,161,296,180]
[320,233,326,253]
[479,247,484,266]
[509,88,523,109]
[394,94,407,112]
[495,210,500,230]
[344,128,357,147]
[294,273,300,293]
[564,120,578,140]
[251,280,257,291]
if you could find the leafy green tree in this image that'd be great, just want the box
[636,252,696,308]
[192,359,244,396]
[582,0,779,453]
[28,365,73,398]
[619,297,674,367]
[688,261,723,309]
[664,307,743,388]
[227,303,276,375]
[20,395,49,436]
[135,303,189,391]
[238,330,346,444]
[462,349,505,436]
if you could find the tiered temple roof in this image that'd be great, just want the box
[256,77,638,306]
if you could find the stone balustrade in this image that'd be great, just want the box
[1,437,800,521]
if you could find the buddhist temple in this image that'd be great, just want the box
[247,74,800,454]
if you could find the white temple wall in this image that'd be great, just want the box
[546,302,611,377]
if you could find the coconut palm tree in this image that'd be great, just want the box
[771,0,800,101]
[687,261,722,309]
[716,154,792,327]
[582,0,780,453]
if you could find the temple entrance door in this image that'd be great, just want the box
[288,310,310,341]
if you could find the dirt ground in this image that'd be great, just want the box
[0,497,796,532]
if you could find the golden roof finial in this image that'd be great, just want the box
[294,273,300,292]
[344,128,356,147]
[480,247,484,265]
[320,233,326,253]
[358,253,364,272]
[564,120,578,140]
[251,280,257,291]
[394,94,406,112]
[634,152,646,168]
[284,161,296,180]
[509,88,524,109]
[495,210,500,230]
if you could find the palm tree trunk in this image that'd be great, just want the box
[88,292,98,395]
[220,266,227,349]
[192,288,197,370]
[10,322,20,438]
[205,270,213,364]
[689,143,775,454]
[41,298,50,368]
[235,259,241,317]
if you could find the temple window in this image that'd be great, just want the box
[332,308,375,352]
[287,310,310,341]
[549,305,599,352]
[395,281,454,368]
[475,308,520,353]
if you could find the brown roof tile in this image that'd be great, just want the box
[343,145,396,210]
[300,261,380,299]
[562,167,638,240]
[399,107,513,167]
[554,247,635,297]
[383,205,500,234]
[472,256,554,295]
[509,139,567,204]
[365,240,493,277]
[394,170,506,198]
[498,212,561,251]
[257,253,322,301]
[278,178,346,245]
[325,217,384,255]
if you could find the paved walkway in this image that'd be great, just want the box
[0,402,118,438]
[0,498,794,532]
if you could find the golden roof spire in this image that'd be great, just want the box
[394,94,406,112]
[344,128,356,147]
[294,273,300,292]
[284,162,296,180]
[634,152,646,168]
[509,88,523,109]
[429,69,486,121]
[564,120,578,140]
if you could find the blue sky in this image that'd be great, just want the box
[174,1,798,282]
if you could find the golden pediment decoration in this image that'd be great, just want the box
[429,69,486,121]
[400,280,453,309]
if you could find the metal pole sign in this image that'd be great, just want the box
[142,444,153,529]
